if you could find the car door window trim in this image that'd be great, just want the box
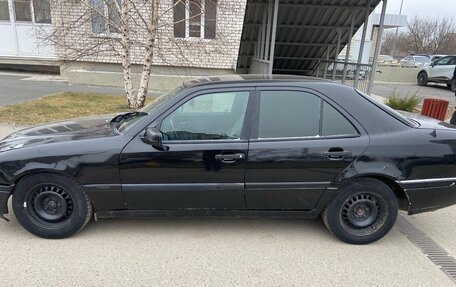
[251,87,361,141]
[156,88,255,142]
[253,134,361,142]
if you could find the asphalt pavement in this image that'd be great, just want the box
[0,71,125,107]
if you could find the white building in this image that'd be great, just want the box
[341,13,407,64]
[0,0,55,65]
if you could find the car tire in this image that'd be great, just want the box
[12,173,92,239]
[321,178,398,245]
[417,72,428,86]
[451,78,456,92]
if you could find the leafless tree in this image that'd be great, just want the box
[39,0,230,108]
[381,30,395,56]
[406,16,455,55]
[381,17,455,57]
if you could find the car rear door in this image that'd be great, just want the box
[244,88,369,210]
[120,88,254,210]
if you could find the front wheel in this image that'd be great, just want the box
[322,179,398,244]
[12,173,92,239]
[417,72,428,86]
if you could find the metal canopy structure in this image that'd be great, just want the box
[236,0,387,93]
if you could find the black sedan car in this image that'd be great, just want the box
[1,75,456,244]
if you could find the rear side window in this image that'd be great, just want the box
[322,102,357,136]
[259,91,320,138]
[258,91,357,139]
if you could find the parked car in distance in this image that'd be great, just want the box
[418,55,456,90]
[327,58,367,79]
[3,75,456,244]
[400,55,430,68]
[378,55,399,66]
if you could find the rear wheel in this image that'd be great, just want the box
[12,173,92,239]
[322,179,398,244]
[417,72,428,86]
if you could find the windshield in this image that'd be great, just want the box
[355,90,419,128]
[140,86,183,113]
[117,86,183,132]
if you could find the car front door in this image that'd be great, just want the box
[245,89,369,210]
[428,56,454,79]
[120,88,253,210]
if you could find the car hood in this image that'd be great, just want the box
[0,114,118,152]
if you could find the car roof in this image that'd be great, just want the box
[182,74,332,89]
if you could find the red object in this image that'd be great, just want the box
[421,98,449,121]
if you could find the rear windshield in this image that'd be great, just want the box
[355,90,420,128]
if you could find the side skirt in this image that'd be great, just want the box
[95,209,321,219]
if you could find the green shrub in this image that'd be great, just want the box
[385,89,421,112]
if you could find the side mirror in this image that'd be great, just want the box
[431,62,435,67]
[143,127,168,151]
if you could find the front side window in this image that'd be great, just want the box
[435,57,451,66]
[161,91,249,141]
[450,57,456,65]
[173,0,217,39]
[258,91,357,139]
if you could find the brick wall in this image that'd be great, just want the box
[52,0,247,70]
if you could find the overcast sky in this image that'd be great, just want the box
[374,0,456,19]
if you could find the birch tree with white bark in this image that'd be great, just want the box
[40,0,223,108]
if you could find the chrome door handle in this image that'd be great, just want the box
[214,153,245,162]
[321,150,352,160]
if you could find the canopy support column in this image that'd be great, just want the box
[354,0,371,89]
[323,44,330,79]
[367,0,387,95]
[332,29,342,80]
[268,0,279,74]
[342,12,355,84]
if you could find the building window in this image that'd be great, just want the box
[173,0,186,38]
[33,0,51,23]
[188,0,201,37]
[91,0,121,34]
[204,0,216,39]
[9,0,51,23]
[173,0,217,39]
[14,0,32,21]
[0,0,10,21]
